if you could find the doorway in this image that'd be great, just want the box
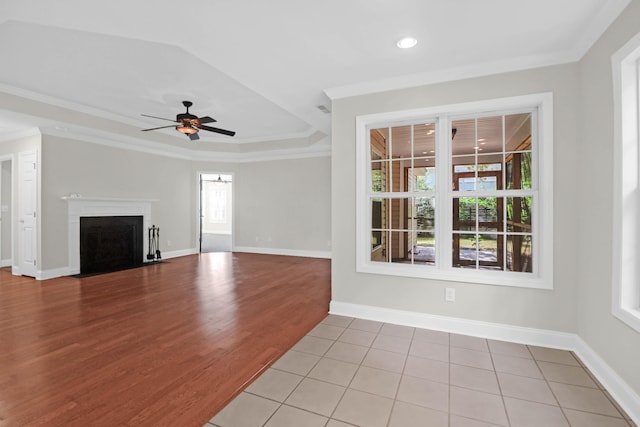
[0,158,12,267]
[199,173,233,253]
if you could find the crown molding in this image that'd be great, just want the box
[0,82,317,145]
[41,127,330,163]
[0,127,41,143]
[572,0,631,59]
[325,0,630,100]
[324,51,576,100]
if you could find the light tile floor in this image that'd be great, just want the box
[206,315,636,427]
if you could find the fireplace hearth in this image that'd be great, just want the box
[80,216,143,275]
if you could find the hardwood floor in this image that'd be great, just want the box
[0,253,331,427]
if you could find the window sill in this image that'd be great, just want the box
[613,306,640,334]
[357,261,552,290]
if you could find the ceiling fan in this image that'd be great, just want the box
[141,101,236,140]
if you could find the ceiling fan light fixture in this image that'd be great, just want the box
[176,125,198,135]
[396,37,418,49]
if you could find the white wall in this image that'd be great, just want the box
[331,63,581,332]
[577,0,640,401]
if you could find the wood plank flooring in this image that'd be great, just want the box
[0,253,331,427]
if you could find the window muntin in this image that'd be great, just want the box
[357,93,552,289]
[369,121,437,265]
[450,113,533,272]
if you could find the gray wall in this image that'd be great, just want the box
[331,63,581,332]
[39,136,332,271]
[577,0,640,400]
[40,135,194,270]
[234,157,331,253]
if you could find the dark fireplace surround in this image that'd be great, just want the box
[80,216,144,274]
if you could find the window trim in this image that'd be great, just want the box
[612,32,640,333]
[356,93,554,289]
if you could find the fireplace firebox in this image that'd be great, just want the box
[80,216,144,274]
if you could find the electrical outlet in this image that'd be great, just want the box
[445,287,456,302]
[167,240,172,246]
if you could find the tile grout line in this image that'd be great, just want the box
[384,324,414,427]
[212,316,636,427]
[488,339,511,427]
[324,317,357,426]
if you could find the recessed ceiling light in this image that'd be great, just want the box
[396,37,418,49]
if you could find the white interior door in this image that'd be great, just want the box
[19,152,37,277]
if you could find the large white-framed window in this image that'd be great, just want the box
[612,32,640,333]
[356,93,554,289]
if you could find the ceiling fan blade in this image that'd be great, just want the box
[198,116,217,124]
[141,113,178,123]
[142,124,178,131]
[198,124,236,137]
[189,132,200,141]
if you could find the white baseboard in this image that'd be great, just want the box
[573,337,640,423]
[28,247,329,280]
[234,246,331,259]
[160,248,198,259]
[330,300,640,423]
[0,258,11,268]
[37,267,73,280]
[34,248,199,280]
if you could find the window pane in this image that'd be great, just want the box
[371,198,389,230]
[506,152,532,190]
[453,197,476,231]
[478,197,502,232]
[391,125,412,159]
[415,197,435,230]
[391,160,406,192]
[409,166,436,192]
[453,156,477,171]
[414,231,435,265]
[507,197,532,233]
[390,231,410,263]
[507,235,533,272]
[371,128,389,160]
[505,113,532,152]
[478,234,502,270]
[414,122,436,157]
[390,198,406,230]
[451,119,476,155]
[371,230,389,262]
[453,156,476,191]
[371,161,388,192]
[477,116,503,154]
[453,233,477,268]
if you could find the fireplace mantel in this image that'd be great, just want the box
[63,196,157,275]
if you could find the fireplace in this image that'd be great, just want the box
[80,216,143,274]
[63,197,155,275]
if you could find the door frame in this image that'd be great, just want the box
[18,151,38,277]
[196,171,235,253]
[0,155,13,268]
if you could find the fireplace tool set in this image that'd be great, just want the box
[147,225,162,261]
